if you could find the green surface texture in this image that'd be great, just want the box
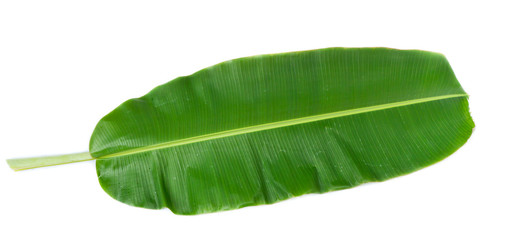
[90,48,474,214]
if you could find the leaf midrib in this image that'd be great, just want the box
[98,94,467,159]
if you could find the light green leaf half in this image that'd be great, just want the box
[9,47,475,215]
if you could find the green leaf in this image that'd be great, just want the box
[9,47,475,215]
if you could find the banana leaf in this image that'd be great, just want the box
[7,47,474,215]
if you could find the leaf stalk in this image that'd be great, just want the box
[7,152,94,171]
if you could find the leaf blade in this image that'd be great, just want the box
[91,47,474,214]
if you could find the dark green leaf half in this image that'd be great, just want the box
[90,47,474,215]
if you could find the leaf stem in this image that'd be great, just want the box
[7,152,95,171]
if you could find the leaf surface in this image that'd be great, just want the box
[90,48,474,214]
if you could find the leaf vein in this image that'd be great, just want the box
[99,94,467,159]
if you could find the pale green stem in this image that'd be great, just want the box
[7,94,468,171]
[7,152,95,171]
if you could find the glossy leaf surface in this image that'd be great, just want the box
[90,48,474,214]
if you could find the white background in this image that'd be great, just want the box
[0,0,513,239]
